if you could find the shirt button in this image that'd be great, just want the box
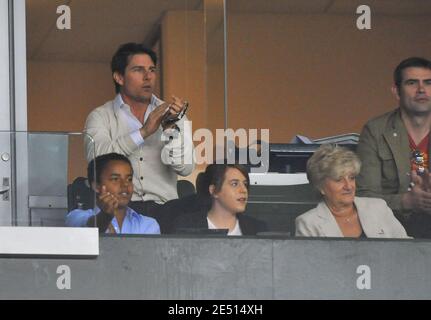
[140,176,143,180]
[140,157,143,161]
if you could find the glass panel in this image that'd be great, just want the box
[226,1,431,236]
[226,0,431,144]
[25,0,215,188]
[204,0,226,133]
[0,131,96,227]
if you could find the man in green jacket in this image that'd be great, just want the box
[356,57,431,238]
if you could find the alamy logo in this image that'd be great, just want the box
[161,121,270,173]
[56,265,71,290]
[56,5,71,30]
[356,5,371,30]
[356,265,371,290]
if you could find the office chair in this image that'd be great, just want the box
[177,180,196,198]
[67,177,95,211]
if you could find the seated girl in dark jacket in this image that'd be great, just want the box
[174,164,267,235]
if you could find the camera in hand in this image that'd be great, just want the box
[162,101,189,127]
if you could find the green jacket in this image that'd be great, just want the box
[356,108,422,214]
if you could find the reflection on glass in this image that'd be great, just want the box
[0,131,95,227]
[26,0,220,184]
[204,0,226,133]
[226,1,431,143]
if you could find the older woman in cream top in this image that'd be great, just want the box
[295,144,409,238]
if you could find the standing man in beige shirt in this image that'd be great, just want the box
[84,43,194,232]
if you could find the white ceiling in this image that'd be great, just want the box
[26,0,431,63]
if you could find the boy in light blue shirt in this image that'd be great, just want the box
[66,153,160,234]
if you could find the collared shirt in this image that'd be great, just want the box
[113,93,162,147]
[84,94,195,203]
[65,206,160,234]
[207,217,242,236]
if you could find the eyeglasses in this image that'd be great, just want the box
[162,101,189,126]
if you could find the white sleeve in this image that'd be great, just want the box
[160,117,195,176]
[84,109,141,162]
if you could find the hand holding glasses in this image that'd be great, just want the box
[162,101,189,128]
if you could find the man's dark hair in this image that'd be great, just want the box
[87,153,133,186]
[394,57,431,91]
[201,163,250,197]
[111,42,158,93]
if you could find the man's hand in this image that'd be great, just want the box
[413,168,431,192]
[161,95,187,130]
[402,170,431,214]
[139,103,170,139]
[97,185,119,216]
[139,95,186,138]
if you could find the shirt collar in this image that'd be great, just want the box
[113,93,163,115]
[229,220,241,236]
[113,93,125,114]
[94,206,136,220]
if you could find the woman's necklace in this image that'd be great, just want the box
[334,207,357,223]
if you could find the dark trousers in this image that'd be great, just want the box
[402,213,431,239]
[129,196,208,234]
[129,200,187,234]
[128,200,167,233]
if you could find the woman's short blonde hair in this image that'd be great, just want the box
[306,144,361,191]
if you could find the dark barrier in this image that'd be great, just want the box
[0,235,428,299]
